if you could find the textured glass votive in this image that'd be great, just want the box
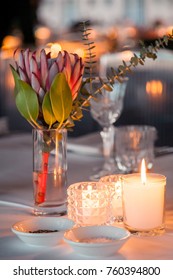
[67,182,113,226]
[100,175,123,223]
[122,173,166,236]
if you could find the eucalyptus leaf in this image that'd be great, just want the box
[103,83,113,92]
[15,80,39,126]
[65,117,75,128]
[50,73,72,124]
[80,87,90,96]
[73,107,83,120]
[42,92,56,127]
[118,65,126,72]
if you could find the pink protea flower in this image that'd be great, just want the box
[13,48,84,102]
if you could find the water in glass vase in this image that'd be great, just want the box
[33,171,67,216]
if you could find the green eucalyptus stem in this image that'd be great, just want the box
[80,21,97,95]
[57,30,173,131]
[106,35,171,86]
[80,21,173,92]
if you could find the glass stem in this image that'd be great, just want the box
[100,125,115,170]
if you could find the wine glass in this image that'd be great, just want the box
[89,77,128,180]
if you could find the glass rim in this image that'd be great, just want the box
[99,174,122,182]
[32,128,67,132]
[121,173,166,183]
[67,181,108,190]
[114,125,157,132]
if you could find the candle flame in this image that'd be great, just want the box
[141,159,147,184]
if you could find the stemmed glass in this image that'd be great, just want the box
[89,77,128,180]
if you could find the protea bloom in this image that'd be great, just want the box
[13,48,84,102]
[10,48,84,129]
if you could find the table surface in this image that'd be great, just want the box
[0,132,173,260]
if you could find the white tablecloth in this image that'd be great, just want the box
[0,133,173,260]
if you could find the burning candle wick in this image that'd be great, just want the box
[141,158,147,185]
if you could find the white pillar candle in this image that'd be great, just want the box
[122,173,166,232]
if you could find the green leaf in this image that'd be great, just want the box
[87,45,96,50]
[123,60,127,66]
[42,92,56,127]
[163,36,168,45]
[115,76,123,83]
[80,87,90,96]
[72,107,83,120]
[10,65,20,97]
[118,65,126,72]
[103,83,113,92]
[66,117,75,128]
[15,80,39,126]
[82,100,90,107]
[50,73,72,124]
[138,59,144,65]
[111,67,118,76]
[130,56,139,66]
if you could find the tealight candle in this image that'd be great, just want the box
[100,174,123,222]
[122,159,166,236]
[67,182,113,226]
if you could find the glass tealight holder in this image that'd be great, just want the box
[67,181,113,227]
[100,175,123,223]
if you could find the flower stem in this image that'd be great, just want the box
[35,152,49,204]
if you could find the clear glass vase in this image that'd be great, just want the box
[32,128,67,216]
